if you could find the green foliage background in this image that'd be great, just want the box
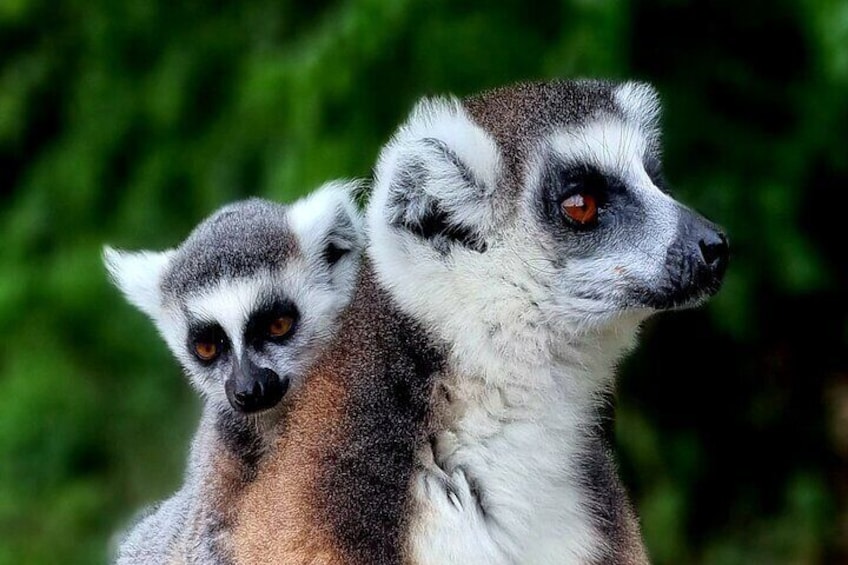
[1,0,846,563]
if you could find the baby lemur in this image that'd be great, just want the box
[104,181,363,564]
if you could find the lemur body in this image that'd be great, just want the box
[223,80,728,565]
[104,182,364,564]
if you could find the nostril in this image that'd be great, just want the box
[698,232,729,268]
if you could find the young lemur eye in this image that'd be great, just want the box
[191,325,227,363]
[194,342,219,361]
[268,316,295,338]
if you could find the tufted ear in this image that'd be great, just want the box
[373,97,502,255]
[103,246,174,321]
[288,180,365,270]
[613,81,661,132]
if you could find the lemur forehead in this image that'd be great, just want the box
[464,80,617,139]
[461,79,658,185]
[161,198,300,300]
[183,274,279,329]
[546,118,650,178]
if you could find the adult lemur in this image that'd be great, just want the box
[219,79,728,565]
[104,182,364,564]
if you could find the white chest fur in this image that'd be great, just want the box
[408,361,608,565]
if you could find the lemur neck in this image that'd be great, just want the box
[423,336,635,564]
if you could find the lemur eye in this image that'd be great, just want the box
[268,316,294,338]
[561,193,598,225]
[194,341,220,361]
[189,324,227,363]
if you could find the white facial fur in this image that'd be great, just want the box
[369,89,674,378]
[104,181,364,410]
[527,119,683,328]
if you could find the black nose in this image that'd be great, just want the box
[229,368,289,413]
[698,231,729,278]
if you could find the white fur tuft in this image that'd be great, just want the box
[370,97,503,234]
[288,180,364,257]
[614,81,661,137]
[103,246,174,320]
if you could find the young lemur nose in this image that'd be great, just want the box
[698,231,729,278]
[231,368,289,413]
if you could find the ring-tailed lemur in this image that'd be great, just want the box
[218,80,728,565]
[104,181,364,564]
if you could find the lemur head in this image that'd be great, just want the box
[369,80,727,369]
[105,182,364,415]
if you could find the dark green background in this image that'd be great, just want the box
[1,0,846,563]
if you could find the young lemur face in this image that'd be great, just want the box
[105,182,363,414]
[370,80,728,339]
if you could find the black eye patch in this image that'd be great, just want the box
[547,163,619,201]
[541,161,623,216]
[245,299,300,347]
[186,323,229,364]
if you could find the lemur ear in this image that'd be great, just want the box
[373,97,501,255]
[614,81,661,131]
[103,246,174,320]
[288,181,365,269]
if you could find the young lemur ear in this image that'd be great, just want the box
[288,180,365,269]
[373,97,502,255]
[102,246,174,320]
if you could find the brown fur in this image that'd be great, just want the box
[230,370,350,564]
[229,265,440,564]
[184,442,257,563]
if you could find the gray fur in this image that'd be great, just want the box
[161,198,298,300]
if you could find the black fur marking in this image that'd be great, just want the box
[323,207,362,267]
[186,322,230,366]
[386,139,488,254]
[420,137,488,199]
[323,241,349,265]
[388,179,487,254]
[578,435,641,564]
[314,264,444,565]
[244,299,299,347]
[463,468,489,520]
[643,152,670,194]
[214,408,264,481]
[412,200,487,254]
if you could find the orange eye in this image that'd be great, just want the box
[269,316,294,338]
[194,341,218,361]
[561,193,598,225]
